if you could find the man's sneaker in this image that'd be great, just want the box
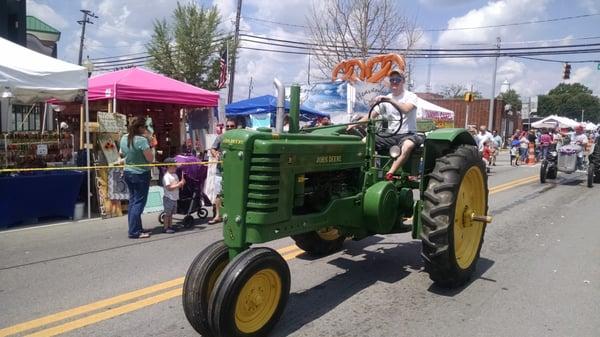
[164,228,175,234]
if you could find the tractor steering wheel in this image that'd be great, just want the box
[367,97,404,138]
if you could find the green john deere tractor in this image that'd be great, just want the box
[182,84,491,337]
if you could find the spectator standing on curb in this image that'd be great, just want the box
[510,136,520,166]
[119,117,154,239]
[475,125,493,151]
[162,158,185,234]
[491,130,503,166]
[519,132,530,165]
[206,118,237,224]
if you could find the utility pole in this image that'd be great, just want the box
[227,0,242,104]
[581,108,585,122]
[488,36,500,130]
[307,50,311,85]
[77,10,98,65]
[248,77,253,99]
[426,45,432,92]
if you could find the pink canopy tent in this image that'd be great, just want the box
[88,67,218,106]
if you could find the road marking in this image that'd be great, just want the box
[24,289,183,337]
[0,277,184,337]
[489,175,537,193]
[490,175,539,194]
[2,173,541,337]
[21,248,307,337]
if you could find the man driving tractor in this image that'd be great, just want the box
[349,68,423,180]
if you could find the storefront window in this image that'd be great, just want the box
[13,104,41,131]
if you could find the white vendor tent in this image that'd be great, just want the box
[0,37,87,103]
[0,37,91,219]
[584,122,597,131]
[417,97,454,121]
[531,115,580,129]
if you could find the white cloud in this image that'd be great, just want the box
[437,0,549,47]
[578,0,599,14]
[27,0,69,30]
[419,0,477,6]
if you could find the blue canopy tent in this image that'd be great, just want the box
[225,95,328,124]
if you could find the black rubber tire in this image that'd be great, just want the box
[158,212,165,224]
[198,208,209,219]
[291,229,346,256]
[587,163,594,188]
[547,165,557,180]
[208,247,290,337]
[183,215,194,228]
[540,161,547,183]
[421,145,488,288]
[182,240,230,337]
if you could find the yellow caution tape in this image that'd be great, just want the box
[0,160,222,174]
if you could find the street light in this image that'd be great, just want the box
[83,56,94,78]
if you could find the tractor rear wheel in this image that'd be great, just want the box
[182,240,230,336]
[208,247,290,337]
[421,145,488,288]
[291,228,346,256]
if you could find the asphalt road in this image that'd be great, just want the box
[1,154,598,337]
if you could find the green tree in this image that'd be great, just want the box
[537,83,600,123]
[498,89,522,112]
[147,2,229,90]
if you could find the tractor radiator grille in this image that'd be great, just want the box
[246,154,280,213]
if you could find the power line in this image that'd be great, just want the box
[515,56,600,63]
[240,33,600,52]
[242,12,600,33]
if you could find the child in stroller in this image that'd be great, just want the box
[158,154,209,228]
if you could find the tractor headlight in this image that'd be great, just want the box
[389,145,401,158]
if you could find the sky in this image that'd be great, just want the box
[27,0,600,105]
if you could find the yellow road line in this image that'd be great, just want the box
[2,174,540,337]
[24,247,307,337]
[490,176,539,194]
[0,278,184,337]
[0,245,299,337]
[489,175,537,192]
[24,289,183,337]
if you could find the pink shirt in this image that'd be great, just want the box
[540,134,552,146]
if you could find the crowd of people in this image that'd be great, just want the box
[468,123,598,170]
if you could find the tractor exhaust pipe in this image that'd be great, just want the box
[274,78,285,133]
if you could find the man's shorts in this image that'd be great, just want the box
[375,133,424,153]
[163,196,177,216]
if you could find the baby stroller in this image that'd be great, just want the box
[158,154,209,228]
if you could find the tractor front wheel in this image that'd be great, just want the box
[182,240,230,336]
[421,145,488,288]
[291,228,346,256]
[540,161,548,183]
[208,247,290,337]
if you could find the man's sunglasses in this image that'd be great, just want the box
[226,124,235,129]
[390,77,404,84]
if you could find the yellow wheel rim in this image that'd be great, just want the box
[453,166,485,270]
[316,227,341,241]
[234,268,282,334]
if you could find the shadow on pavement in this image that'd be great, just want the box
[272,238,423,337]
[426,257,495,296]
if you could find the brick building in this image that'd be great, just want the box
[416,94,522,141]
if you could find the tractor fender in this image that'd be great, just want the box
[424,128,476,147]
[420,128,478,194]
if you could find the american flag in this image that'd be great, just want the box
[218,48,227,89]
